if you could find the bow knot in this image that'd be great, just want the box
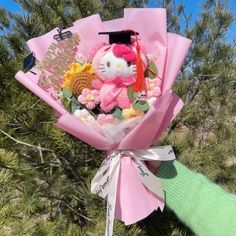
[102,76,135,107]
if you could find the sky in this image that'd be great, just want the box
[0,0,21,12]
[0,0,235,40]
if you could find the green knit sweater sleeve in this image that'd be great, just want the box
[156,160,236,236]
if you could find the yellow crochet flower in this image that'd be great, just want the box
[62,63,96,95]
[122,107,144,119]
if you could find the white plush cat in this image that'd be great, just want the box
[92,44,137,112]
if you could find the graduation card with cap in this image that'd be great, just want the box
[15,8,192,236]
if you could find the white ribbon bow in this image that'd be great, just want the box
[91,145,175,236]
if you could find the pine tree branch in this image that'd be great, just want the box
[22,99,41,113]
[40,194,94,221]
[180,3,192,30]
[0,163,15,171]
[0,129,54,152]
[0,162,31,172]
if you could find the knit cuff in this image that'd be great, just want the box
[156,160,196,218]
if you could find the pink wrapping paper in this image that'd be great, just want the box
[115,155,164,225]
[15,9,192,225]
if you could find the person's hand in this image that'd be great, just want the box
[146,160,162,174]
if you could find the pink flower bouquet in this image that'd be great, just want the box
[15,8,191,236]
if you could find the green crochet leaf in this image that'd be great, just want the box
[61,97,71,112]
[133,101,150,111]
[70,96,80,114]
[147,63,158,79]
[112,107,123,120]
[62,87,73,98]
[127,86,135,102]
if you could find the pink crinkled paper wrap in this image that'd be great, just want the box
[15,8,192,225]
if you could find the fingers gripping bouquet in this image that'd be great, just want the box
[15,9,191,236]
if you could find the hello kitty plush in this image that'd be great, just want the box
[92,44,137,112]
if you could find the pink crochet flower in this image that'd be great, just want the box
[78,88,100,109]
[145,77,162,98]
[97,114,116,125]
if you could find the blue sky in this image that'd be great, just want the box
[0,0,235,40]
[0,0,21,12]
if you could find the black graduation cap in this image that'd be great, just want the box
[99,30,139,44]
[23,53,36,74]
[23,53,36,70]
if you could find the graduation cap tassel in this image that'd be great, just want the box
[132,32,145,92]
[134,42,145,92]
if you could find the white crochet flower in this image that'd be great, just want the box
[147,97,157,107]
[74,109,95,124]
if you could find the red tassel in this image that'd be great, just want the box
[134,43,145,92]
[121,30,145,92]
[131,31,145,92]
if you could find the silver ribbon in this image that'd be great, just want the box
[91,145,175,236]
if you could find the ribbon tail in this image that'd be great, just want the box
[129,145,176,161]
[134,158,165,201]
[105,159,120,236]
[91,157,112,197]
[91,154,120,198]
